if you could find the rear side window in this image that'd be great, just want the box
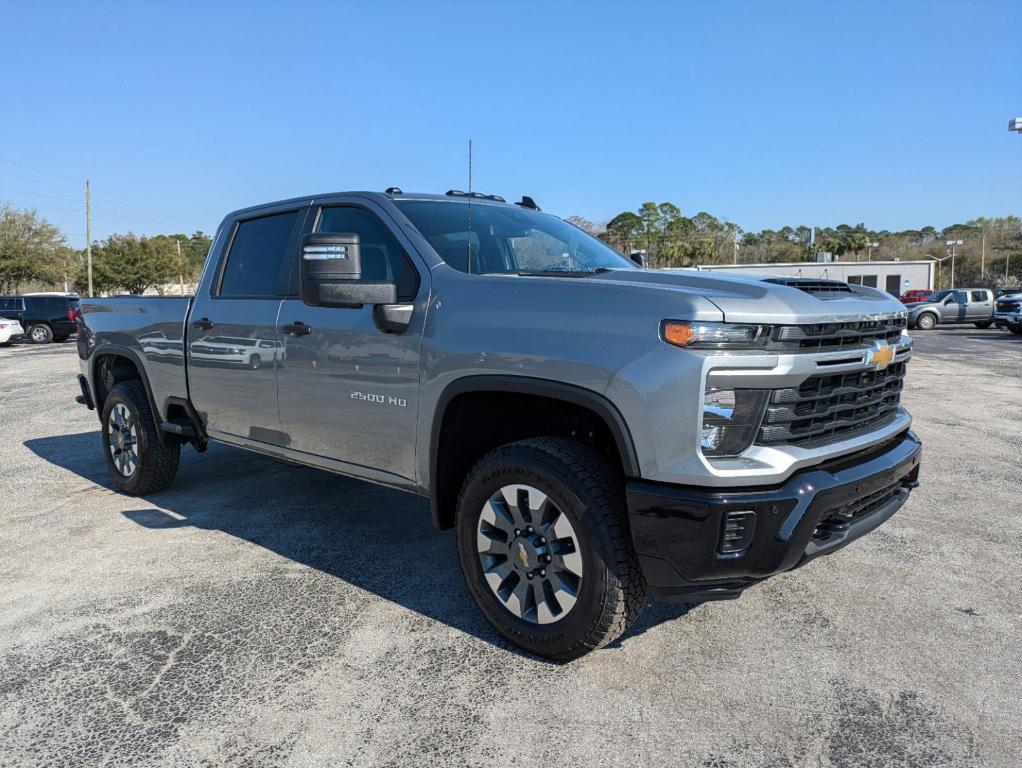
[970,290,988,302]
[0,298,23,310]
[315,207,419,301]
[219,211,299,297]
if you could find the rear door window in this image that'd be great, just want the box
[219,211,300,297]
[0,298,23,311]
[970,290,989,302]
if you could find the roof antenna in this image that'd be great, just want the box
[466,139,473,275]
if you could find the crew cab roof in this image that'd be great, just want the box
[224,190,523,220]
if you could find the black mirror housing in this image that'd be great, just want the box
[300,232,398,308]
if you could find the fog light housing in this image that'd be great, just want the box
[701,388,769,457]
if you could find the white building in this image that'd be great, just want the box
[682,260,935,295]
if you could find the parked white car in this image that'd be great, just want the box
[0,317,25,345]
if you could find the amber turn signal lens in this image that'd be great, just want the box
[662,321,694,347]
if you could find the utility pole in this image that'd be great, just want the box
[733,238,738,265]
[177,239,184,295]
[945,240,963,288]
[981,231,986,278]
[85,180,93,298]
[867,241,879,261]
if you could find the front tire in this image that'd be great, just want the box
[101,381,180,495]
[915,313,937,330]
[456,438,647,660]
[28,324,53,344]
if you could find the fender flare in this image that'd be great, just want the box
[428,374,641,527]
[88,344,169,445]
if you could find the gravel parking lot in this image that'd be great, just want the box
[1,328,1019,768]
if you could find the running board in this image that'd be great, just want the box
[160,420,197,437]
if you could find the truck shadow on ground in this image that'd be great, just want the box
[25,431,695,661]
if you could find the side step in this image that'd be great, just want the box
[161,419,197,437]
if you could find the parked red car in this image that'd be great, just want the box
[900,289,932,304]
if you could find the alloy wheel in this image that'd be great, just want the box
[107,403,139,477]
[476,484,583,625]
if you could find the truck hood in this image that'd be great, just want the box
[589,269,906,324]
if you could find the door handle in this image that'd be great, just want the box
[192,317,214,330]
[282,321,312,336]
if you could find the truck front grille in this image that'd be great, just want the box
[996,299,1019,313]
[766,317,907,352]
[757,362,907,448]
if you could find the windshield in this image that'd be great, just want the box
[394,200,634,275]
[924,290,951,302]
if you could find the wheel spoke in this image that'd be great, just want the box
[504,577,529,618]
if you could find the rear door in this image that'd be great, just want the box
[187,205,308,444]
[275,199,426,480]
[967,290,992,321]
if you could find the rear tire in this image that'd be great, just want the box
[101,381,180,495]
[974,321,993,329]
[28,324,53,344]
[53,334,70,342]
[915,313,937,330]
[456,437,647,660]
[1009,326,1022,336]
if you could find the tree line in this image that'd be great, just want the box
[576,202,1022,289]
[0,202,211,295]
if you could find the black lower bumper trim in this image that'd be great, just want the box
[628,431,922,603]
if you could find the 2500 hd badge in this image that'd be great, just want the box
[351,390,407,407]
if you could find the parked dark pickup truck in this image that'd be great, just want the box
[75,190,922,658]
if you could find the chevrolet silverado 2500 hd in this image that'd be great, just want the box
[75,190,922,659]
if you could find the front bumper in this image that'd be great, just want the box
[993,313,1022,328]
[627,430,922,602]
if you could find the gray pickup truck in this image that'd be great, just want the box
[75,190,922,659]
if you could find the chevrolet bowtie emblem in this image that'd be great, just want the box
[517,542,529,567]
[866,340,895,371]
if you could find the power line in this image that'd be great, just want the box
[0,156,82,184]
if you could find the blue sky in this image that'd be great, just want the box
[2,1,1020,247]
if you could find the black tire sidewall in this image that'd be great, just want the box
[29,324,53,343]
[101,384,157,494]
[456,450,615,655]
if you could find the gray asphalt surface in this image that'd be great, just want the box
[1,326,1019,767]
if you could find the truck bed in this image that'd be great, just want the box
[78,296,192,420]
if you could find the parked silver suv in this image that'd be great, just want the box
[74,190,922,659]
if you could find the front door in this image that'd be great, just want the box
[275,201,427,480]
[187,206,306,443]
[940,290,968,322]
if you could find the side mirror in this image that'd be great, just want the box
[300,233,398,308]
[629,252,646,268]
[944,296,954,305]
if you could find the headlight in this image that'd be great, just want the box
[701,388,769,457]
[662,321,769,349]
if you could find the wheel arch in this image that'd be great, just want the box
[914,310,940,327]
[89,345,168,445]
[428,375,640,530]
